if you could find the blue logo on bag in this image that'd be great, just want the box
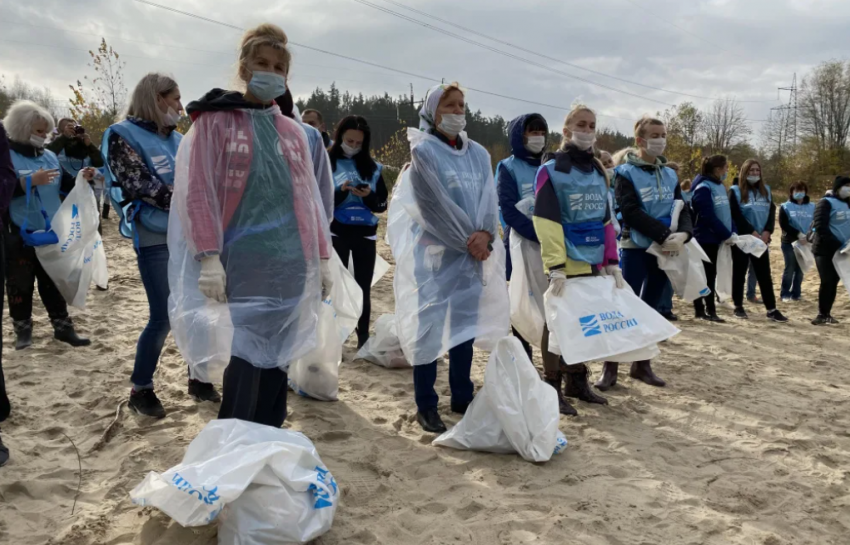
[71,204,79,219]
[309,466,338,509]
[579,315,602,337]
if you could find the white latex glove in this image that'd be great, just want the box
[199,256,227,303]
[797,233,808,245]
[424,245,445,272]
[548,270,567,297]
[841,242,850,255]
[603,264,627,289]
[661,232,688,253]
[320,259,333,300]
[724,234,739,247]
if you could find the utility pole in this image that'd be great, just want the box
[773,73,798,151]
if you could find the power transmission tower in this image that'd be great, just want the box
[772,74,798,155]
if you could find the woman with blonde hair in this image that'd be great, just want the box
[532,104,617,414]
[3,100,91,352]
[728,158,787,322]
[103,73,220,418]
[170,23,332,428]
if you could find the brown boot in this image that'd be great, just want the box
[543,371,578,416]
[594,362,619,391]
[629,360,666,387]
[563,364,608,405]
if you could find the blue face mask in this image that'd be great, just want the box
[247,71,287,102]
[793,192,805,201]
[720,173,728,181]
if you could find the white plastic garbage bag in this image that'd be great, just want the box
[387,128,509,366]
[35,171,107,308]
[544,276,680,365]
[715,234,768,303]
[130,419,338,544]
[834,247,850,298]
[433,337,568,462]
[348,252,391,288]
[646,201,711,302]
[356,314,410,368]
[91,237,108,290]
[794,240,815,274]
[288,252,363,401]
[735,234,768,258]
[508,197,547,348]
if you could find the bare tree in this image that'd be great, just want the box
[799,60,850,151]
[701,98,751,153]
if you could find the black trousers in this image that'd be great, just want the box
[816,255,841,317]
[332,233,376,344]
[694,243,720,316]
[0,232,8,422]
[4,230,69,322]
[732,246,776,311]
[218,356,289,428]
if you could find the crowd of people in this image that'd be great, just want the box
[0,21,847,466]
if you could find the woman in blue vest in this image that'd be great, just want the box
[329,115,388,348]
[779,181,815,302]
[691,155,737,322]
[811,176,850,325]
[104,73,220,418]
[610,116,693,388]
[2,100,92,351]
[497,113,547,359]
[728,159,788,322]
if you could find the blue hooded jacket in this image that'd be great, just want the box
[497,114,547,279]
[691,173,736,245]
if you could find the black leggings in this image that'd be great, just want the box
[732,247,776,311]
[332,233,376,343]
[5,230,69,322]
[0,232,8,422]
[218,356,288,428]
[816,255,841,317]
[694,243,719,316]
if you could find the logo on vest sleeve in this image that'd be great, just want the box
[579,311,639,337]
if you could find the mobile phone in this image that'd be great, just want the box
[356,183,369,189]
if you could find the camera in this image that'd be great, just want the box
[74,125,86,136]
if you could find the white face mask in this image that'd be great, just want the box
[644,137,667,156]
[747,175,760,185]
[161,105,180,127]
[341,142,361,158]
[438,114,466,137]
[606,168,616,179]
[30,134,46,148]
[840,186,850,200]
[571,130,596,150]
[525,135,545,154]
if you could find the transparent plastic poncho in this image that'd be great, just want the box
[168,106,331,381]
[387,128,509,366]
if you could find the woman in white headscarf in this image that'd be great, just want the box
[387,82,509,433]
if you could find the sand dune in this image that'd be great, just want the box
[1,216,849,545]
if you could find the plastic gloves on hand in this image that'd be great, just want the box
[320,259,333,300]
[661,232,688,254]
[199,256,227,303]
[548,270,567,297]
[424,245,446,271]
[603,264,627,289]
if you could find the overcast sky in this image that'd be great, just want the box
[2,0,849,137]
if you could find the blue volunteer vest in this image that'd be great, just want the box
[543,160,607,264]
[9,149,63,231]
[101,120,181,238]
[731,185,772,233]
[695,181,733,232]
[497,155,539,227]
[681,190,692,204]
[780,201,814,234]
[825,197,850,246]
[332,158,383,227]
[615,163,678,248]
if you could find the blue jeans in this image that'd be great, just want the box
[780,242,803,300]
[657,278,674,314]
[620,248,668,310]
[746,259,759,300]
[413,339,474,412]
[131,244,171,389]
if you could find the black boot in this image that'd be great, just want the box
[101,202,110,219]
[629,360,666,387]
[594,362,619,391]
[13,319,33,351]
[51,318,91,347]
[543,371,578,416]
[416,408,447,433]
[563,364,608,405]
[188,380,221,403]
[356,329,369,351]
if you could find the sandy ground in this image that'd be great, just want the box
[1,215,849,545]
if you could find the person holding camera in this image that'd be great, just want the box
[328,115,388,349]
[47,119,104,181]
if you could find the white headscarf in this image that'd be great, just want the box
[418,83,465,131]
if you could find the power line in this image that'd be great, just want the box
[373,0,777,104]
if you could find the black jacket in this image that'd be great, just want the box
[729,186,776,236]
[778,196,812,245]
[615,167,693,246]
[46,135,104,168]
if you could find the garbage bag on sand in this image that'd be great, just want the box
[356,313,410,368]
[544,276,679,365]
[130,419,338,544]
[433,337,568,463]
[35,171,107,308]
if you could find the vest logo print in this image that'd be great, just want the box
[569,193,584,211]
[640,187,655,201]
[150,155,172,176]
[579,311,639,337]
